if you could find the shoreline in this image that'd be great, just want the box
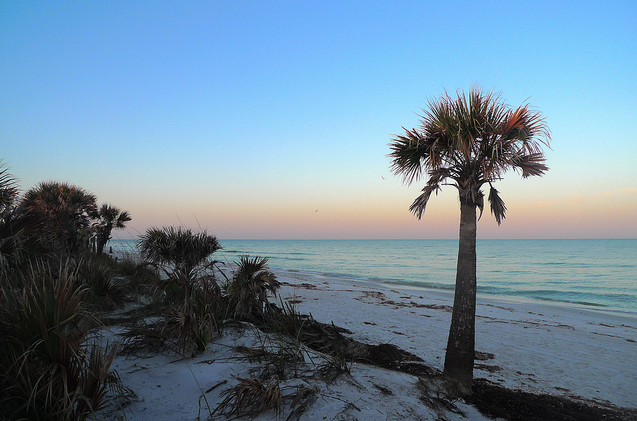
[279,266,637,320]
[275,268,637,409]
[110,238,637,314]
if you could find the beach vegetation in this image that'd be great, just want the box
[213,375,282,418]
[93,204,131,255]
[0,259,122,421]
[389,87,550,394]
[0,162,46,273]
[0,166,135,420]
[138,226,224,355]
[20,181,98,254]
[224,255,281,321]
[125,230,286,357]
[75,256,130,311]
[139,226,222,296]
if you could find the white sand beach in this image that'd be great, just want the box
[100,269,637,420]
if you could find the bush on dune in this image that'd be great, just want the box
[127,227,284,357]
[224,255,281,321]
[137,226,224,355]
[0,260,122,421]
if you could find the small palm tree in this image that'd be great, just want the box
[139,226,223,354]
[226,256,281,320]
[94,204,131,255]
[20,181,97,253]
[389,88,550,393]
[139,226,222,288]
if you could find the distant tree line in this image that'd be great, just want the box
[0,162,130,272]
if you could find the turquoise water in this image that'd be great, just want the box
[110,239,637,313]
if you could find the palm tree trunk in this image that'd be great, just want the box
[96,224,112,255]
[443,195,477,394]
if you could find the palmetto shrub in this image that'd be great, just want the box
[75,256,129,311]
[0,260,120,421]
[165,274,222,355]
[224,256,281,320]
[139,226,222,289]
[137,226,223,355]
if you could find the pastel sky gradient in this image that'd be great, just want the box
[2,1,636,239]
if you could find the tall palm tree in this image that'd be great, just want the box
[94,204,131,255]
[20,181,97,253]
[388,88,550,393]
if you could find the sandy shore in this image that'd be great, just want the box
[99,269,637,420]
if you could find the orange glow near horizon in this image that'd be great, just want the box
[114,185,637,240]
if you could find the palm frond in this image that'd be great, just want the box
[0,160,19,211]
[476,190,485,221]
[139,226,221,281]
[227,256,280,320]
[488,186,507,225]
[388,128,430,184]
[512,152,549,178]
[408,168,449,219]
[0,259,119,420]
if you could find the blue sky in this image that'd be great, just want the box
[1,1,636,239]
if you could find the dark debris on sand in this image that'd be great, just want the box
[467,378,637,421]
[289,315,637,421]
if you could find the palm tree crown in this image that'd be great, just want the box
[389,88,550,223]
[0,160,19,213]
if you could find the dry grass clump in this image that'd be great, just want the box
[288,384,320,419]
[416,375,464,419]
[76,257,129,311]
[119,322,170,356]
[316,351,352,383]
[214,375,282,417]
[236,332,310,381]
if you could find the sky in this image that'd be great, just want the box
[1,0,636,240]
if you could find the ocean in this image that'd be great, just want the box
[110,239,637,314]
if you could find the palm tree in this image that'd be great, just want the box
[94,204,131,255]
[139,226,222,288]
[20,181,97,253]
[388,88,550,393]
[139,226,223,354]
